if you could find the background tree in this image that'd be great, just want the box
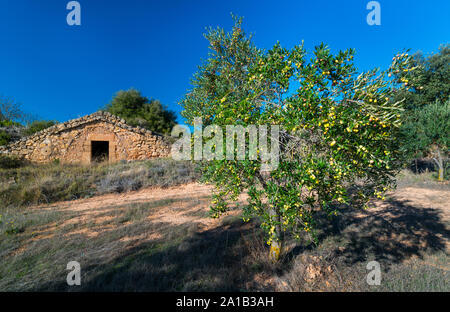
[394,44,449,111]
[0,95,27,145]
[0,95,27,123]
[104,89,177,135]
[395,44,449,178]
[180,17,418,261]
[23,120,58,136]
[401,99,449,180]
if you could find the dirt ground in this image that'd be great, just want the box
[3,181,449,291]
[359,187,450,251]
[29,182,449,255]
[28,183,213,241]
[392,187,450,221]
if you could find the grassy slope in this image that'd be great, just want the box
[0,165,448,291]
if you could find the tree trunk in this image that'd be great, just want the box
[433,147,444,182]
[257,172,284,262]
[268,207,283,262]
[269,238,282,262]
[437,148,444,181]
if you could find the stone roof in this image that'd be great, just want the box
[0,111,167,151]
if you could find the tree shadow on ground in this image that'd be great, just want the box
[33,218,263,291]
[32,195,449,291]
[288,196,450,268]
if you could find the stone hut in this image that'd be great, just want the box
[0,111,171,164]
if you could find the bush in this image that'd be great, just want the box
[0,155,25,169]
[0,130,11,146]
[23,120,57,136]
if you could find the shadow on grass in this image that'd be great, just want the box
[32,218,262,291]
[31,196,449,291]
[293,197,450,267]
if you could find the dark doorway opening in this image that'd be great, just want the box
[91,141,109,163]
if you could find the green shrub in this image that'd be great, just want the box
[0,120,21,127]
[0,155,25,169]
[0,130,11,146]
[4,219,24,235]
[444,161,450,180]
[23,120,57,136]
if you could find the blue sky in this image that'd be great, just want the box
[0,0,448,125]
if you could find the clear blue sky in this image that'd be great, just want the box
[0,0,448,124]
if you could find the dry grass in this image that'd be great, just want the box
[0,170,448,291]
[0,158,199,208]
[396,169,449,190]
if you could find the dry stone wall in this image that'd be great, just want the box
[0,111,171,164]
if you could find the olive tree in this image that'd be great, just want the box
[180,18,418,261]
